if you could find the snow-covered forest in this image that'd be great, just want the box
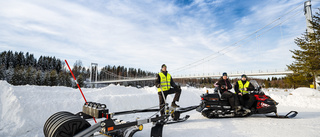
[0,51,156,87]
[0,50,306,89]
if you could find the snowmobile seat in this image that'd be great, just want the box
[217,92,225,100]
[202,94,220,101]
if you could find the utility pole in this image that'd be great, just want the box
[304,0,314,34]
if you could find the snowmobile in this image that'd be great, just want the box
[196,80,298,118]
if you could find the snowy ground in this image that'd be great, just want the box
[1,80,320,137]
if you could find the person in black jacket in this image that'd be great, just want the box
[216,72,241,112]
[234,74,255,110]
[155,64,181,115]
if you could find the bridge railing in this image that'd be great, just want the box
[88,69,293,84]
[172,68,292,78]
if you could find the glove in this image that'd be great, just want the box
[221,85,226,89]
[173,85,181,89]
[156,84,160,88]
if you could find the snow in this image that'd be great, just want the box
[0,80,320,137]
[264,88,320,109]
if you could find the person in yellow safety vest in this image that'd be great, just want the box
[234,74,255,110]
[155,64,182,115]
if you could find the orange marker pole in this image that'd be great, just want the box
[65,60,97,123]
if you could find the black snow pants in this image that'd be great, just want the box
[221,91,239,109]
[158,87,182,115]
[238,94,255,109]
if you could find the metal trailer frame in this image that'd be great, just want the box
[73,102,198,137]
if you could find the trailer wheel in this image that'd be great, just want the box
[44,111,74,136]
[44,111,91,137]
[47,112,76,137]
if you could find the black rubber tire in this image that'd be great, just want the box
[44,112,74,136]
[50,115,91,137]
[49,115,78,137]
[45,112,75,136]
[46,113,75,137]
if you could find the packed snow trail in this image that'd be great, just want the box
[0,81,320,137]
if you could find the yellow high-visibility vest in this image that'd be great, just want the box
[238,80,250,94]
[158,72,171,92]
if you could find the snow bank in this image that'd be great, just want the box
[0,81,26,136]
[290,87,320,96]
[265,88,320,109]
[0,81,84,136]
[1,81,320,137]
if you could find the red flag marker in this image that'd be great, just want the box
[65,60,97,123]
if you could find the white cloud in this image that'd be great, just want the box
[0,0,319,75]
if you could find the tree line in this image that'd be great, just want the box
[0,51,156,87]
[0,51,71,86]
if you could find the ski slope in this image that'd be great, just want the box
[1,80,320,137]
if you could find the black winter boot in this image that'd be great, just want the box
[235,106,242,114]
[171,101,180,108]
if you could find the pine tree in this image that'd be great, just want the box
[287,9,320,89]
[49,70,58,86]
[25,67,33,85]
[0,51,6,67]
[77,74,85,88]
[10,67,18,85]
[65,72,72,87]
[35,70,42,85]
[0,65,5,80]
[55,59,62,73]
[72,60,82,78]
[6,51,13,69]
[57,72,64,86]
[10,66,24,85]
[43,72,50,86]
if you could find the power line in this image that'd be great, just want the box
[171,3,304,73]
[172,8,303,74]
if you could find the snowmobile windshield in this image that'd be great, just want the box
[249,80,264,94]
[249,80,259,89]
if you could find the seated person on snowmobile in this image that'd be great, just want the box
[155,64,182,116]
[234,74,255,110]
[216,72,241,112]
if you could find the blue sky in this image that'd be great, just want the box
[0,0,319,76]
